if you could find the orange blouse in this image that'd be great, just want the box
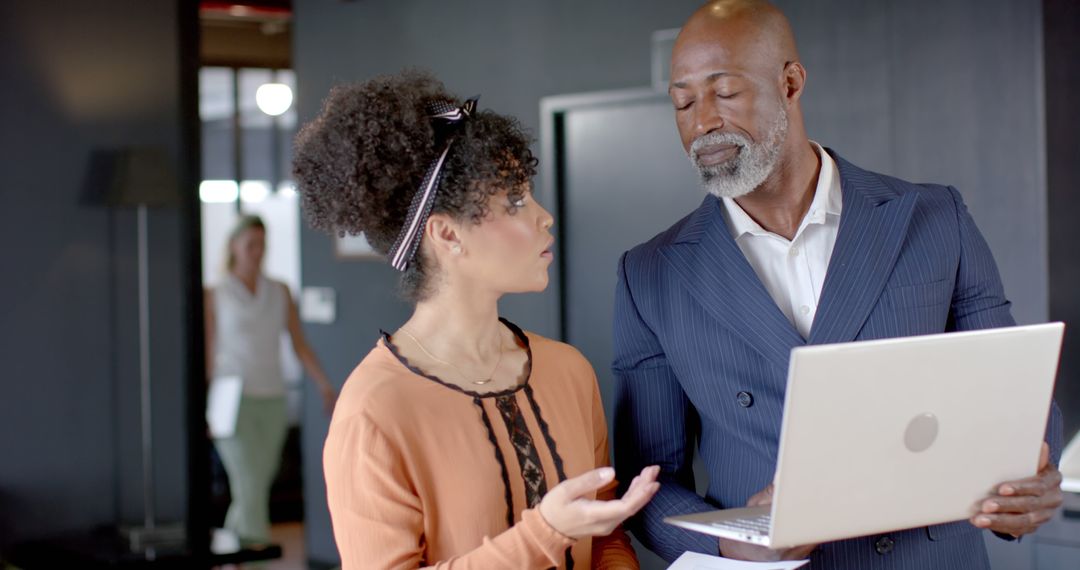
[323,321,639,569]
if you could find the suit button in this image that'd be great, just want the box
[737,391,754,408]
[874,536,895,555]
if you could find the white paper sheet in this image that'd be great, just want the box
[206,375,243,438]
[668,551,810,570]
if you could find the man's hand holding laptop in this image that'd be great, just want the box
[718,441,1064,562]
[972,442,1064,537]
[717,484,818,562]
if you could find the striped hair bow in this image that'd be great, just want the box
[387,97,479,271]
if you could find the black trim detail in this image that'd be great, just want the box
[475,397,514,529]
[380,317,533,399]
[524,384,568,482]
[522,386,574,569]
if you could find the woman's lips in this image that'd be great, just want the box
[541,239,555,260]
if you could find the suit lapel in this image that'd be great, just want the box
[660,196,805,370]
[807,152,918,345]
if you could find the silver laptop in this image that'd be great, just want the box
[665,323,1064,549]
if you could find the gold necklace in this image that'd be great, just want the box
[398,328,503,386]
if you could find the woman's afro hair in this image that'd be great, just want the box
[292,69,537,301]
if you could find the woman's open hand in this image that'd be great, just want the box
[539,465,660,539]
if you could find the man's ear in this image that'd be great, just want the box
[782,61,807,103]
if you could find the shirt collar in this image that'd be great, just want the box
[720,140,842,240]
[806,140,842,222]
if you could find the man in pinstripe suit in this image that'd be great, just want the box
[612,1,1064,567]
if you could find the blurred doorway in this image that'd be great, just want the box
[198,3,309,568]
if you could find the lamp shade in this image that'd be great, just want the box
[83,145,181,208]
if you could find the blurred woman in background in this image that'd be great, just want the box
[204,215,337,545]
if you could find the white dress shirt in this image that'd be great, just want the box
[719,142,843,339]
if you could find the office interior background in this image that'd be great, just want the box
[1,0,1079,568]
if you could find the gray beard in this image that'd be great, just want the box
[689,107,788,199]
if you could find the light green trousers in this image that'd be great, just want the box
[213,395,288,543]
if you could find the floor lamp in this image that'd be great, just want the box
[89,146,186,553]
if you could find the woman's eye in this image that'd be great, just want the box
[510,197,527,208]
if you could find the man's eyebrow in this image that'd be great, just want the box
[670,71,734,90]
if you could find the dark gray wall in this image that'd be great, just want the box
[1045,0,1080,447]
[293,0,1057,566]
[0,0,190,550]
[784,0,1048,326]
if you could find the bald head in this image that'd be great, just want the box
[675,0,799,78]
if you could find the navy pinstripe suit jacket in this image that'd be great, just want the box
[612,150,1064,569]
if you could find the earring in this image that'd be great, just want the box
[451,244,462,254]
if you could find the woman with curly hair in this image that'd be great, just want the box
[294,70,657,569]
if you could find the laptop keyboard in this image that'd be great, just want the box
[709,514,772,536]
